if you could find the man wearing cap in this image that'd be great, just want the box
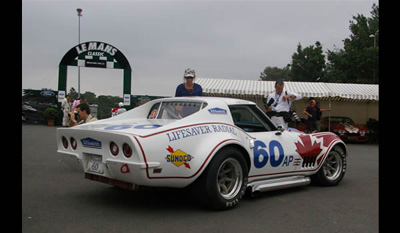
[175,68,203,97]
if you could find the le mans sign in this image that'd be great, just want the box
[58,41,132,106]
[74,42,120,69]
[59,41,131,70]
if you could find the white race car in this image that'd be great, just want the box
[57,97,347,210]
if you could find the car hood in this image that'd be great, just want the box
[331,122,368,133]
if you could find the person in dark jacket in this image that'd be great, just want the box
[175,68,203,97]
[304,99,318,133]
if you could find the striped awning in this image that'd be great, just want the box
[196,78,378,102]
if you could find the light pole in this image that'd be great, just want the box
[369,30,378,83]
[369,30,379,48]
[77,8,83,98]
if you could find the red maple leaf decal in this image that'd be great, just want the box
[295,135,322,159]
[166,145,174,153]
[315,134,339,147]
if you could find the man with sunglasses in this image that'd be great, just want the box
[175,68,203,97]
[265,80,302,129]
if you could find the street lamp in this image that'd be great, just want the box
[369,30,379,48]
[77,8,83,98]
[369,30,378,83]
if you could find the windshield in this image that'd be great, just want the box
[330,117,355,125]
[147,101,208,119]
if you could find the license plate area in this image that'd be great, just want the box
[86,155,105,174]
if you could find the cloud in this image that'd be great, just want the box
[22,0,376,97]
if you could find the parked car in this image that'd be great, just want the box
[22,102,45,124]
[320,116,369,143]
[57,97,347,210]
[367,118,379,143]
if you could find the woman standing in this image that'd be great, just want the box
[175,68,203,97]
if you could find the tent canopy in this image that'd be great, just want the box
[196,78,378,102]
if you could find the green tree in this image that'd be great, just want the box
[82,91,97,104]
[324,48,347,83]
[97,95,123,119]
[290,41,326,82]
[325,3,378,83]
[259,65,290,81]
[68,87,78,100]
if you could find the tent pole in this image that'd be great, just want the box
[328,96,331,132]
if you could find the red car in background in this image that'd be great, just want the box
[320,116,369,143]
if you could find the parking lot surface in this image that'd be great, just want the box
[22,124,378,233]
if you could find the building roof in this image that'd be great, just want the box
[196,78,379,102]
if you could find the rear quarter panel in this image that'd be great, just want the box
[134,122,251,187]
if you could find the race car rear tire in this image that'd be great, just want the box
[311,145,346,186]
[192,147,248,210]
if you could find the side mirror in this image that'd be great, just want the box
[275,126,285,135]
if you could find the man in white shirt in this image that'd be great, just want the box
[61,95,71,127]
[265,80,302,128]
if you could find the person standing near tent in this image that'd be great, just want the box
[265,80,302,129]
[304,98,318,133]
[315,101,331,131]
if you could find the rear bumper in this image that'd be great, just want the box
[85,173,139,191]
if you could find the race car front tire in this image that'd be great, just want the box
[191,147,248,210]
[311,145,346,186]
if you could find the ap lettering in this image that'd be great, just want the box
[253,140,286,168]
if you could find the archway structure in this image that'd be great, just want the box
[58,41,132,105]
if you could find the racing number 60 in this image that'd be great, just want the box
[253,140,284,168]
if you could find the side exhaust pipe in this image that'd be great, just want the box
[249,176,311,193]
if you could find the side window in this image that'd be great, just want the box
[229,105,276,132]
[147,103,160,119]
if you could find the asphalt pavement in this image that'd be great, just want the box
[22,124,378,233]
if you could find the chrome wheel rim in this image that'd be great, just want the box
[217,158,243,200]
[323,151,343,181]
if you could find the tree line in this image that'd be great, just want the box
[260,4,378,84]
[68,87,123,119]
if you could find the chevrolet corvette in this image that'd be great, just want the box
[57,97,347,210]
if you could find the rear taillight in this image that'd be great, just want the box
[110,142,119,156]
[123,143,132,158]
[62,136,68,149]
[70,137,77,150]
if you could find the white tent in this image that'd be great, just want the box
[196,78,378,102]
[196,78,379,125]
